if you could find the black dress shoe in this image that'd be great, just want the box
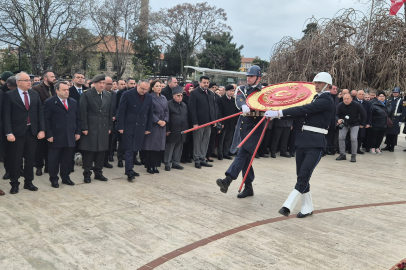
[389,147,395,152]
[206,158,214,162]
[3,172,10,180]
[216,175,233,193]
[289,152,295,157]
[381,146,390,151]
[201,162,213,167]
[259,154,269,158]
[180,158,187,164]
[195,163,201,169]
[270,152,276,158]
[9,182,19,194]
[211,153,218,158]
[326,149,333,155]
[35,168,43,176]
[278,207,291,217]
[224,155,233,160]
[117,160,123,167]
[172,165,184,170]
[84,176,91,183]
[165,165,171,171]
[94,174,108,181]
[126,173,135,181]
[336,154,346,161]
[134,159,142,166]
[51,182,59,188]
[24,181,38,191]
[297,211,313,218]
[104,162,113,168]
[153,167,160,173]
[62,179,75,186]
[237,186,254,198]
[357,149,365,154]
[147,168,155,174]
[108,155,114,162]
[255,154,260,159]
[186,158,193,163]
[280,152,291,158]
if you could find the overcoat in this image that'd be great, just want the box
[116,89,153,151]
[166,99,188,143]
[386,96,403,134]
[216,94,239,131]
[79,88,113,152]
[143,93,169,151]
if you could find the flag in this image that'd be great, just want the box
[390,0,406,15]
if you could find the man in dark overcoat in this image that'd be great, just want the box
[117,79,153,181]
[382,87,404,152]
[354,90,372,154]
[31,70,56,176]
[164,86,188,171]
[43,81,81,188]
[79,74,113,183]
[216,85,239,160]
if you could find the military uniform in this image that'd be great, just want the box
[383,94,404,151]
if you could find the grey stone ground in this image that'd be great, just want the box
[0,134,405,270]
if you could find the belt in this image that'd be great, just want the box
[394,113,402,116]
[302,125,328,134]
[244,111,265,117]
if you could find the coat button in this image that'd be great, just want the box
[241,121,244,123]
[240,128,242,130]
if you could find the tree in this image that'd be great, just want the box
[0,48,32,73]
[91,0,140,79]
[197,32,242,71]
[160,37,196,76]
[131,26,160,78]
[0,0,92,74]
[302,23,318,39]
[252,57,270,73]
[150,2,230,78]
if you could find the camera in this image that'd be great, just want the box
[338,115,350,130]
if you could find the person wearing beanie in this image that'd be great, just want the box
[0,71,14,86]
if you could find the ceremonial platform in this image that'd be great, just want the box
[0,137,405,270]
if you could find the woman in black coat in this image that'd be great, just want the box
[368,91,392,155]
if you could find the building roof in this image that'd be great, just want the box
[241,58,255,63]
[95,35,135,54]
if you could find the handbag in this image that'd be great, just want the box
[381,107,393,128]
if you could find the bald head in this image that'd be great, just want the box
[342,89,349,95]
[357,90,364,100]
[343,93,352,105]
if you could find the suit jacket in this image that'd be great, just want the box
[188,87,216,126]
[3,89,46,137]
[166,99,188,143]
[216,94,239,130]
[161,85,173,101]
[43,96,81,148]
[117,89,153,151]
[32,81,55,104]
[282,92,334,149]
[79,88,113,152]
[69,85,87,103]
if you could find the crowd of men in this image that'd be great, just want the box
[0,69,404,196]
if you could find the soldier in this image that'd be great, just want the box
[216,65,265,198]
[265,72,334,218]
[382,87,403,152]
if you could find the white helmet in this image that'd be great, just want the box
[313,72,332,85]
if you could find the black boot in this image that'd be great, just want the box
[83,171,92,183]
[216,175,234,193]
[336,154,346,161]
[103,162,113,168]
[94,173,108,181]
[9,182,20,194]
[23,180,38,191]
[278,207,291,217]
[381,145,390,151]
[280,151,291,158]
[389,146,395,152]
[237,183,254,198]
[270,152,276,158]
[117,160,123,167]
[147,167,154,174]
[153,167,159,173]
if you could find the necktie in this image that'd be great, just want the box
[23,92,30,124]
[62,100,68,110]
[78,89,82,95]
[99,93,102,100]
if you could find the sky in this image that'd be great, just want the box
[150,0,397,60]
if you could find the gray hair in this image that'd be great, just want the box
[167,76,175,83]
[138,79,149,85]
[6,76,17,87]
[15,71,29,81]
[55,80,69,91]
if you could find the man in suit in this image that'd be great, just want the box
[117,79,153,181]
[32,70,56,176]
[161,76,178,101]
[43,81,81,188]
[103,76,116,168]
[188,76,216,169]
[266,72,334,218]
[326,85,340,155]
[79,74,113,183]
[354,90,372,154]
[3,72,46,194]
[68,72,87,103]
[216,85,239,160]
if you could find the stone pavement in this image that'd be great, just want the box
[0,137,405,270]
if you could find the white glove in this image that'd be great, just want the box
[264,110,279,119]
[241,105,251,115]
[399,122,404,127]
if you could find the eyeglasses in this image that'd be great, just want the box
[18,80,31,82]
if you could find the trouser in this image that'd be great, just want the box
[258,129,272,156]
[326,126,339,152]
[104,132,114,162]
[218,129,233,157]
[368,129,386,149]
[164,142,183,166]
[181,134,193,160]
[48,147,74,182]
[10,127,37,183]
[206,126,218,158]
[34,137,48,169]
[3,139,12,172]
[82,151,104,176]
[110,128,119,156]
[294,148,323,193]
[226,147,254,184]
[339,126,359,155]
[124,150,136,174]
[193,126,211,163]
[385,134,398,147]
[71,139,81,171]
[271,127,291,152]
[117,133,125,161]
